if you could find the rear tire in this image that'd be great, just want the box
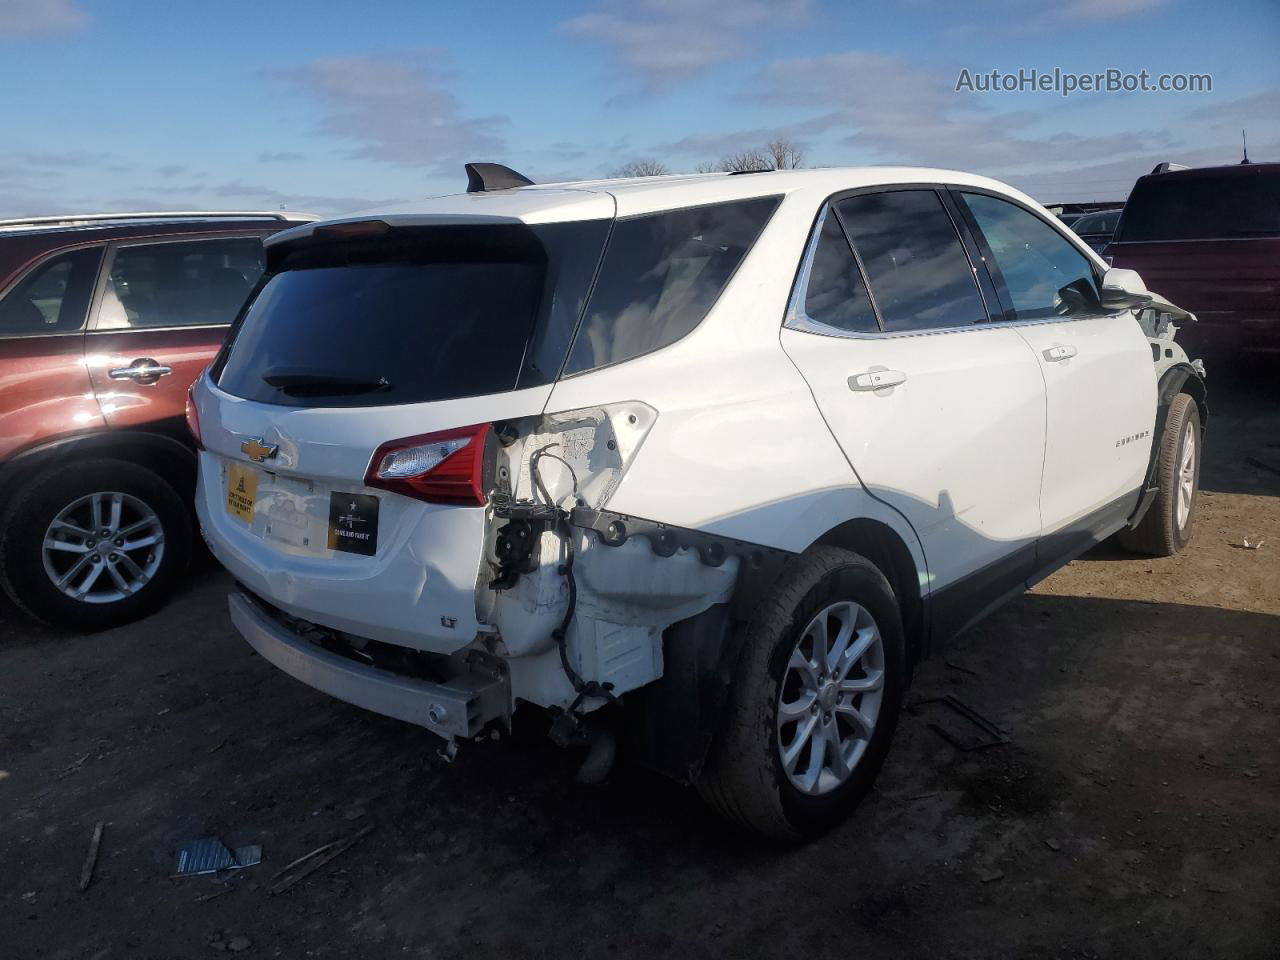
[1118,393,1200,557]
[697,547,905,841]
[0,459,192,631]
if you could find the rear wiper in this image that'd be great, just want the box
[261,367,392,395]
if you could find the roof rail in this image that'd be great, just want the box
[0,210,320,230]
[1150,162,1191,174]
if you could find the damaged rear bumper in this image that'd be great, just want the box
[229,589,508,739]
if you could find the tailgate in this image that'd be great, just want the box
[193,378,555,652]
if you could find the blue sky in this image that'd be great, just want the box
[1,0,1276,216]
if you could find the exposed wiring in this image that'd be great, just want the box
[529,442,613,713]
[528,443,580,508]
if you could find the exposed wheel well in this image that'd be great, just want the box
[0,430,196,509]
[811,518,924,668]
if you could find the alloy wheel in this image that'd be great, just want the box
[777,600,885,796]
[1176,421,1196,529]
[41,491,165,604]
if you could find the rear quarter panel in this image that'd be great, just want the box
[542,190,930,589]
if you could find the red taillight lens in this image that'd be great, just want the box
[185,382,202,448]
[365,423,491,506]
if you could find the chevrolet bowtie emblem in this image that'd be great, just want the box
[240,437,278,463]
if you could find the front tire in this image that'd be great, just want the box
[0,459,192,631]
[1118,393,1201,557]
[697,547,905,841]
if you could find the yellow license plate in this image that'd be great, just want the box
[226,463,258,523]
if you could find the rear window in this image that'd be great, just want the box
[563,196,780,374]
[215,221,609,407]
[1116,171,1280,242]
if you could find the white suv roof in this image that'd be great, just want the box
[267,166,1039,245]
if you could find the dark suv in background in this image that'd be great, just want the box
[0,211,315,629]
[1105,162,1280,356]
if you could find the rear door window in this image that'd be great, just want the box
[961,192,1103,320]
[794,207,879,334]
[97,236,266,330]
[563,196,780,374]
[215,221,609,407]
[1116,172,1280,242]
[0,246,102,336]
[836,190,988,332]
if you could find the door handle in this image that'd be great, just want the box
[1042,345,1078,362]
[108,358,173,381]
[848,369,907,391]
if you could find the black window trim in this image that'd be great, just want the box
[0,241,106,340]
[783,182,998,340]
[558,193,785,380]
[948,185,1119,324]
[86,230,273,334]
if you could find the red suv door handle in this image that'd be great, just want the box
[108,358,173,382]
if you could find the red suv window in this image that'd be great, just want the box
[0,246,102,336]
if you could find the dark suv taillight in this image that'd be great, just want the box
[365,423,492,506]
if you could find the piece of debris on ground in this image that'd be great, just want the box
[173,838,262,878]
[268,823,375,896]
[78,822,104,892]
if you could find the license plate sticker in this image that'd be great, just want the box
[327,492,379,556]
[226,463,258,523]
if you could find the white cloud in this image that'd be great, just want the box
[740,51,1179,174]
[562,0,809,97]
[279,53,507,174]
[0,0,88,38]
[1058,0,1167,21]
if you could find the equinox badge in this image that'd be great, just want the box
[240,437,278,463]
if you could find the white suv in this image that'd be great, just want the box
[191,164,1206,839]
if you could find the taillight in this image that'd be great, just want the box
[185,382,202,448]
[365,423,492,506]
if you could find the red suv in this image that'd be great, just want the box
[1105,162,1280,355]
[0,211,315,629]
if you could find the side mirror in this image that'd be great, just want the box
[1100,267,1154,312]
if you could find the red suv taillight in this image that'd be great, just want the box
[365,423,492,506]
[185,383,202,448]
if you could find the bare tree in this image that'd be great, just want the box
[717,149,771,173]
[706,140,804,173]
[765,138,804,170]
[612,159,670,178]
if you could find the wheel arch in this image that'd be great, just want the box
[1170,365,1208,427]
[809,517,925,670]
[0,428,196,509]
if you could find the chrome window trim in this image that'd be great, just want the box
[784,310,1101,341]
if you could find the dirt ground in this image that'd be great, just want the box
[2,357,1277,960]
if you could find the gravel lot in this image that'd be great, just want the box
[2,357,1277,960]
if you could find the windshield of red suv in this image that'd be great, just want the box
[1115,170,1280,242]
